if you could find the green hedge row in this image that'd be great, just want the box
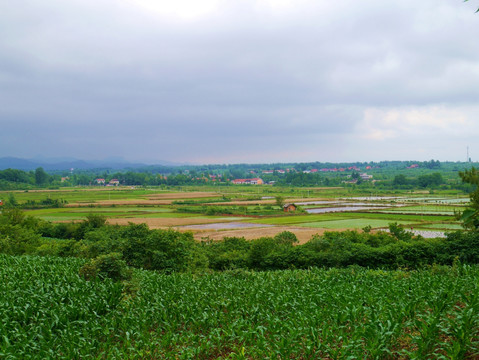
[1,208,478,274]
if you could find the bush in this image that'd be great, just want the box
[0,224,41,255]
[79,253,131,282]
[274,231,298,245]
[122,228,195,272]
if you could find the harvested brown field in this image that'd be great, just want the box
[189,226,332,244]
[108,217,333,243]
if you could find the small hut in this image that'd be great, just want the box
[283,203,297,212]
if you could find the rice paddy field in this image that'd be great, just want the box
[0,186,468,242]
[1,185,469,241]
[2,254,479,359]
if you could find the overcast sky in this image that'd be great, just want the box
[1,0,478,165]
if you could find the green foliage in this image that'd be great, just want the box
[23,197,67,209]
[275,195,285,208]
[388,222,413,241]
[0,207,25,225]
[248,234,298,270]
[417,172,444,188]
[458,167,479,229]
[3,204,479,273]
[73,213,108,240]
[35,167,49,185]
[459,208,479,230]
[79,252,132,281]
[6,193,18,208]
[205,237,251,270]
[122,227,195,272]
[85,213,107,228]
[362,224,372,233]
[274,230,298,244]
[0,224,41,255]
[393,174,408,186]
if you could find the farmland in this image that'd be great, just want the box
[1,185,467,242]
[2,254,479,359]
[1,166,479,358]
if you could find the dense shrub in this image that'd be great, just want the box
[205,237,251,270]
[79,252,131,281]
[122,228,196,273]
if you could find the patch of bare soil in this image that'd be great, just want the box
[104,217,348,243]
[190,226,332,244]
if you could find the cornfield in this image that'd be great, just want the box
[1,254,479,359]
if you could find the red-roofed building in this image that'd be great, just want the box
[232,178,264,185]
[109,179,120,186]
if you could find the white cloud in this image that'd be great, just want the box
[360,106,473,141]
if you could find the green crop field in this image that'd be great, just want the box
[2,254,479,359]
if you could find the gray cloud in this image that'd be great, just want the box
[1,0,478,163]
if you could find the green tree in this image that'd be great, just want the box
[274,231,298,245]
[7,193,18,208]
[35,167,49,185]
[458,167,479,229]
[417,173,444,188]
[275,196,285,209]
[393,174,408,186]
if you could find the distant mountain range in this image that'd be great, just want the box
[0,157,182,171]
